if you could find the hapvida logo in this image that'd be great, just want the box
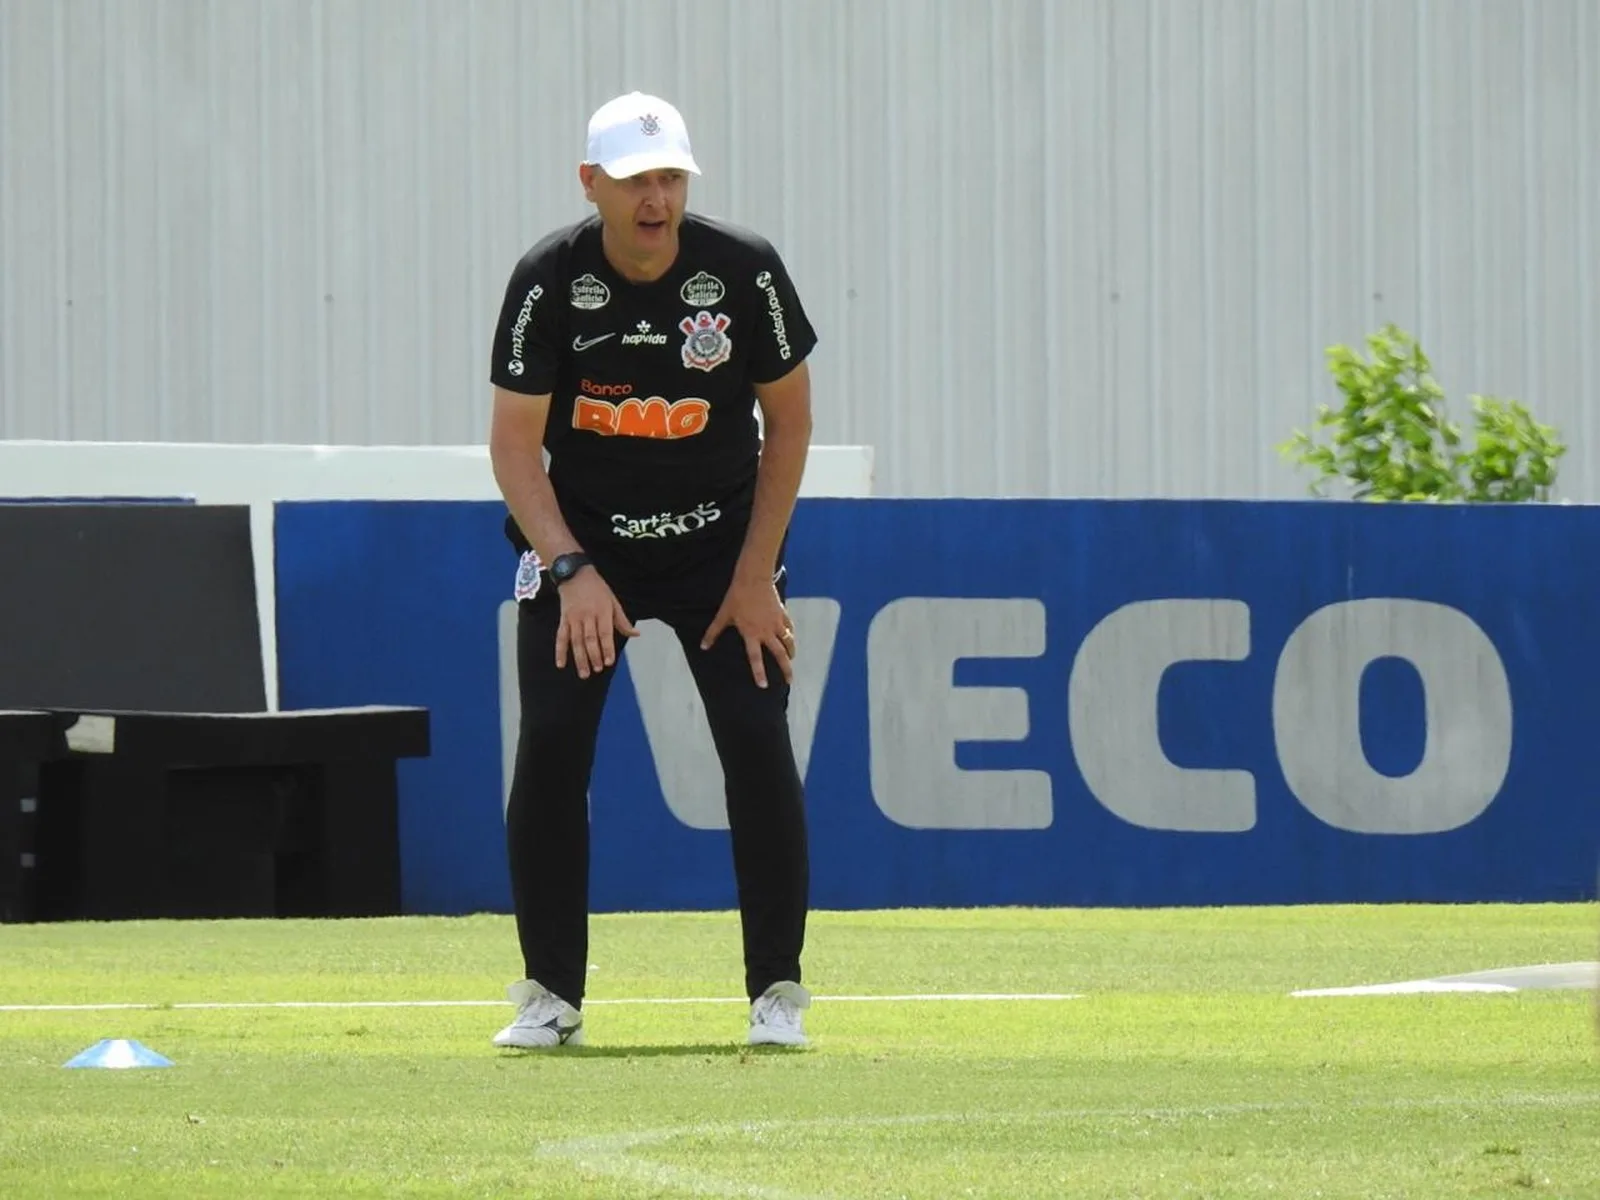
[622,320,669,346]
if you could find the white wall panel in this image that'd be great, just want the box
[1,0,1596,500]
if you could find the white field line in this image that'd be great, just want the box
[1294,961,1600,997]
[0,992,1082,1014]
[1292,981,1517,997]
[538,1092,1600,1200]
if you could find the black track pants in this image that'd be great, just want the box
[503,572,810,1010]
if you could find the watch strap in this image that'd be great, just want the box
[550,552,593,583]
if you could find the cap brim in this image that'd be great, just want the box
[594,150,702,178]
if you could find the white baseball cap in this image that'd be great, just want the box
[584,91,701,178]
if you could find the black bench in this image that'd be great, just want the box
[0,710,62,923]
[0,504,431,922]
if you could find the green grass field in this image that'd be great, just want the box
[2,905,1598,1198]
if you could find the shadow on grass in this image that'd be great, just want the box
[497,1043,808,1060]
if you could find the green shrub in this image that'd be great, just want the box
[1278,324,1566,502]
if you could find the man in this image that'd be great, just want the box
[486,92,818,1050]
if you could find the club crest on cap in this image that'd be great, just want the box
[639,113,662,137]
[514,550,543,601]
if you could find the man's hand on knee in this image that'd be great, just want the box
[701,573,796,690]
[555,570,638,679]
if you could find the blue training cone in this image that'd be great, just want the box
[64,1039,174,1069]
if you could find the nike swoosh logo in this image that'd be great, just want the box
[572,333,616,352]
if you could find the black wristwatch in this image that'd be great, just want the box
[548,552,593,586]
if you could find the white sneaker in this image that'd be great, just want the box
[491,979,585,1049]
[748,980,811,1047]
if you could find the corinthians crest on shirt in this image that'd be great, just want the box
[679,311,733,372]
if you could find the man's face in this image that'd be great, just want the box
[581,165,690,257]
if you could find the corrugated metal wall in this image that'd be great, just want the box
[1,0,1596,500]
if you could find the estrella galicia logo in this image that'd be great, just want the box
[679,271,726,307]
[570,273,611,311]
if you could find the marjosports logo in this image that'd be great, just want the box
[756,271,792,361]
[507,285,544,376]
[610,500,722,539]
[573,394,710,439]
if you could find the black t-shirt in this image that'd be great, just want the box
[489,213,818,570]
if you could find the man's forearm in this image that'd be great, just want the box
[492,443,584,562]
[735,418,811,582]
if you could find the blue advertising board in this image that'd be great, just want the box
[274,498,1600,916]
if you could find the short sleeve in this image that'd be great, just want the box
[489,248,563,394]
[747,245,818,385]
